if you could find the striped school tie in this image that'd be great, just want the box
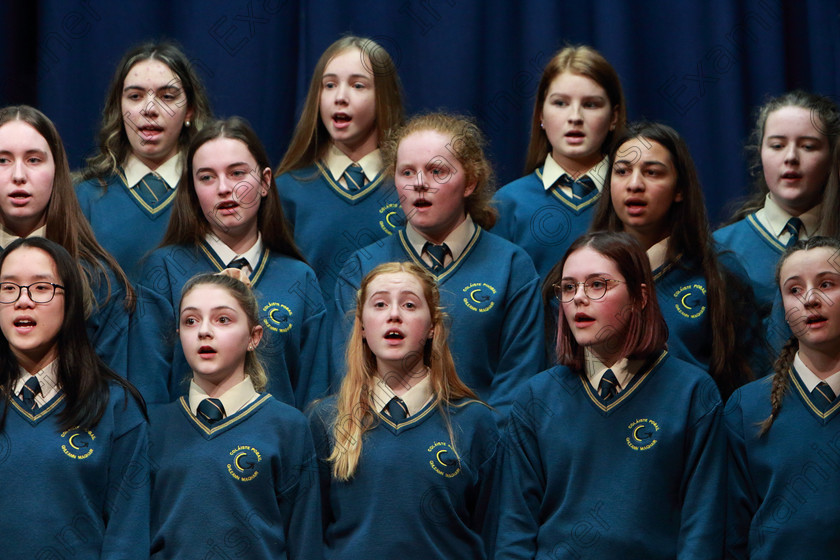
[598,369,619,401]
[813,382,836,413]
[386,396,409,424]
[343,163,366,193]
[784,217,803,248]
[21,376,41,410]
[424,242,449,274]
[138,173,170,208]
[557,173,596,199]
[198,398,226,425]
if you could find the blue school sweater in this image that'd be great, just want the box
[276,163,401,304]
[493,168,601,280]
[76,172,176,281]
[714,215,791,353]
[138,242,329,408]
[150,394,322,560]
[1,383,149,559]
[333,228,545,414]
[496,351,725,559]
[309,396,500,559]
[725,368,840,559]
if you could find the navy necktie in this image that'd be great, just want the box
[138,173,170,207]
[386,396,409,424]
[198,398,225,424]
[557,173,596,198]
[598,369,619,401]
[813,382,836,413]
[424,242,450,274]
[227,257,248,269]
[784,217,803,248]
[21,376,41,410]
[343,163,366,193]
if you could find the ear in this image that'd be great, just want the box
[639,282,649,310]
[260,167,272,196]
[185,106,195,126]
[673,189,684,203]
[463,179,477,198]
[249,324,264,350]
[609,105,620,131]
[428,326,435,340]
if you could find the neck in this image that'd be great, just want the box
[799,347,840,380]
[4,218,44,239]
[418,214,467,246]
[376,361,429,397]
[15,347,58,376]
[213,225,259,256]
[333,138,377,163]
[625,226,667,252]
[550,151,601,178]
[193,371,248,398]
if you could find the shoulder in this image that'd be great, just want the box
[724,375,774,416]
[268,251,317,277]
[259,394,310,428]
[75,173,118,194]
[276,165,320,187]
[494,171,541,201]
[476,230,538,271]
[106,381,148,435]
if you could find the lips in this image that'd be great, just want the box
[574,312,595,326]
[624,197,647,216]
[198,345,217,357]
[12,316,36,333]
[565,130,585,137]
[216,200,239,215]
[413,198,432,208]
[384,330,405,340]
[332,112,352,130]
[8,190,32,206]
[806,314,827,326]
[137,124,164,141]
[781,171,803,180]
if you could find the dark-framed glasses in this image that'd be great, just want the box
[0,282,65,304]
[553,278,623,303]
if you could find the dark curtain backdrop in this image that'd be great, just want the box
[7,0,840,223]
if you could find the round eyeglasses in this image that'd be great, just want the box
[553,278,623,303]
[0,282,65,304]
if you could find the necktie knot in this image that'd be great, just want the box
[197,398,226,425]
[343,163,366,193]
[227,257,248,270]
[784,217,804,248]
[424,242,450,273]
[139,173,170,207]
[813,381,836,413]
[21,376,41,410]
[385,396,409,423]
[557,173,596,198]
[598,369,619,402]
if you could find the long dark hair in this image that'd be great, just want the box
[160,116,305,261]
[590,121,755,398]
[0,238,145,432]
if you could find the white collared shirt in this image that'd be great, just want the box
[371,375,434,417]
[205,232,264,276]
[541,153,609,197]
[405,215,476,269]
[324,144,383,191]
[0,223,47,249]
[754,193,821,243]
[583,348,645,394]
[793,353,840,396]
[14,360,61,408]
[188,377,259,418]
[123,153,183,189]
[646,236,671,272]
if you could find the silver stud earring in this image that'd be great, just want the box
[185,120,191,128]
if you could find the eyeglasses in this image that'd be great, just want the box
[553,278,623,303]
[0,282,65,304]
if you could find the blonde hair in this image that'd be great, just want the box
[180,273,267,392]
[328,262,478,480]
[381,112,498,230]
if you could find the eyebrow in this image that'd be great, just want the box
[322,73,371,80]
[195,162,252,174]
[766,134,824,142]
[180,305,239,314]
[0,273,57,282]
[560,273,615,281]
[123,84,183,93]
[613,159,668,167]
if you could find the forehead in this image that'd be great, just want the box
[193,138,256,167]
[764,106,826,139]
[780,247,840,279]
[397,129,455,161]
[0,120,51,153]
[0,247,60,280]
[616,137,672,165]
[547,71,608,97]
[323,47,372,78]
[562,246,622,277]
[366,272,426,297]
[125,59,179,85]
[181,284,243,310]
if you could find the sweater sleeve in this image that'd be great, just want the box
[723,392,755,560]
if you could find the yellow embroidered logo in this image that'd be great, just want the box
[626,418,659,451]
[462,283,496,312]
[228,445,261,482]
[428,441,461,478]
[61,428,95,460]
[379,202,401,235]
[262,302,293,333]
[673,284,707,319]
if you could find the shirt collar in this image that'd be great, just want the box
[205,232,264,271]
[646,236,671,272]
[324,143,383,183]
[793,352,840,395]
[371,375,434,417]
[123,153,183,189]
[14,359,60,403]
[0,223,47,250]
[188,377,259,417]
[541,153,608,193]
[760,193,822,238]
[583,348,645,393]
[405,215,476,261]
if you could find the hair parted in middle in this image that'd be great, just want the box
[160,116,305,262]
[381,111,498,230]
[328,261,478,480]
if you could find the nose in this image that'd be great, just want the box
[218,175,234,196]
[567,102,583,123]
[11,159,26,184]
[14,286,36,309]
[803,288,822,308]
[626,168,644,191]
[412,170,428,192]
[387,304,402,321]
[198,318,213,338]
[572,282,589,303]
[334,82,349,105]
[783,143,799,165]
[140,93,159,117]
